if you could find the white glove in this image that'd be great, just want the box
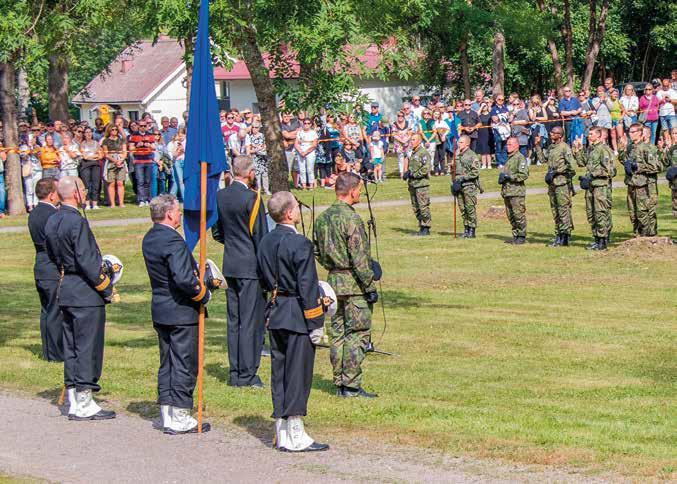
[309,326,324,345]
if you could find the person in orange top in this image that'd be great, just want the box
[39,134,61,178]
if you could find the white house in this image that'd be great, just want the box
[72,37,422,124]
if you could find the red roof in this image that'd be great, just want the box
[214,53,300,80]
[72,37,184,104]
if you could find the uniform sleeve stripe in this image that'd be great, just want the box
[94,275,111,292]
[249,190,262,236]
[304,306,324,319]
[191,284,207,302]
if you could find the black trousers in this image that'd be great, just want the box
[269,329,316,418]
[434,143,447,175]
[225,278,265,386]
[154,323,198,409]
[61,306,105,392]
[79,164,101,202]
[35,278,64,362]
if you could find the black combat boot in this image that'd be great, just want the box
[549,233,562,247]
[417,227,430,236]
[597,237,608,250]
[461,225,469,238]
[560,233,570,246]
[514,236,526,245]
[468,227,476,238]
[587,237,600,250]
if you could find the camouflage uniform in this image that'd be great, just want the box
[668,145,677,216]
[314,200,376,391]
[545,141,576,238]
[501,150,530,239]
[455,148,481,229]
[407,144,432,229]
[574,142,615,241]
[619,141,661,236]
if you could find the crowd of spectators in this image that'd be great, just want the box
[0,70,674,217]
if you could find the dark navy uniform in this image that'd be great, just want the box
[257,224,324,418]
[44,205,112,393]
[212,181,268,386]
[27,201,64,361]
[142,223,208,410]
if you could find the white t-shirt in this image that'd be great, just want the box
[370,140,384,159]
[229,134,251,155]
[412,105,425,123]
[656,88,676,116]
[296,129,318,153]
[620,95,639,114]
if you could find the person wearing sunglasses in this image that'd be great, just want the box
[294,119,319,190]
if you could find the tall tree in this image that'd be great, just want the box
[491,29,505,95]
[562,0,575,88]
[581,0,610,90]
[535,0,563,93]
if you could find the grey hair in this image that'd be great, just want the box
[267,191,297,223]
[150,194,178,222]
[232,155,254,177]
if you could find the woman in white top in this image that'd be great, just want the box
[295,118,319,189]
[432,109,449,175]
[168,128,186,200]
[59,132,81,178]
[620,84,639,131]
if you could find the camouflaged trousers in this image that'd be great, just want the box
[329,295,372,390]
[627,184,657,236]
[458,184,478,228]
[503,196,527,237]
[585,185,612,238]
[548,184,573,234]
[672,187,677,216]
[408,185,431,228]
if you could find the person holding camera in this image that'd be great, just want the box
[314,172,379,399]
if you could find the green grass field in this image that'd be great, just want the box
[0,166,675,479]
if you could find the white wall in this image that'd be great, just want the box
[77,103,144,124]
[147,70,188,122]
[356,79,420,119]
[229,80,258,112]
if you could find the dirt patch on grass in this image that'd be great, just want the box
[610,236,675,258]
[482,205,505,219]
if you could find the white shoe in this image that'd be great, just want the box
[72,389,101,418]
[165,407,199,434]
[161,404,172,429]
[92,205,101,210]
[274,418,288,449]
[67,387,77,416]
[283,416,314,451]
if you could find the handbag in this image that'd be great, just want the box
[638,96,650,123]
[21,160,32,178]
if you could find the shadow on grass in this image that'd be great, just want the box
[381,290,428,309]
[127,400,158,421]
[390,227,420,236]
[311,373,338,396]
[206,363,230,384]
[232,414,272,448]
[107,336,156,349]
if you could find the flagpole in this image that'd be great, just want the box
[197,161,208,433]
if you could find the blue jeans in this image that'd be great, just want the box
[171,158,185,202]
[134,163,153,203]
[493,132,507,166]
[150,163,158,198]
[0,172,6,213]
[645,120,658,144]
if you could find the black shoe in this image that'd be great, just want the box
[339,387,378,398]
[560,233,570,246]
[279,442,330,453]
[247,381,265,389]
[514,236,526,245]
[416,227,430,236]
[461,226,469,238]
[69,409,116,421]
[597,237,608,250]
[468,227,476,238]
[164,423,211,435]
[504,237,517,244]
[549,234,562,247]
[587,237,600,250]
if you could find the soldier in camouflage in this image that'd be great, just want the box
[314,172,378,399]
[403,133,432,236]
[619,123,662,236]
[665,127,677,217]
[544,127,576,247]
[573,127,615,250]
[452,135,481,238]
[499,137,530,244]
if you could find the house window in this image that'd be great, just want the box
[128,111,139,121]
[216,81,231,112]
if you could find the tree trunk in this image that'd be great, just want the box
[48,53,70,122]
[535,0,563,93]
[459,36,471,98]
[18,67,30,121]
[492,29,505,96]
[562,0,575,89]
[0,62,26,216]
[582,0,610,91]
[236,24,287,193]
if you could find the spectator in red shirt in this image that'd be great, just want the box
[221,112,240,145]
[128,121,156,206]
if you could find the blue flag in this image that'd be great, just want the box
[183,0,227,251]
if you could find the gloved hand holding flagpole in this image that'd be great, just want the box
[182,0,227,434]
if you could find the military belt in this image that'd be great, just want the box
[329,268,352,273]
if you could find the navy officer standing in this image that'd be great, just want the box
[212,155,268,388]
[257,191,329,452]
[45,176,115,420]
[142,194,212,434]
[27,177,64,362]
